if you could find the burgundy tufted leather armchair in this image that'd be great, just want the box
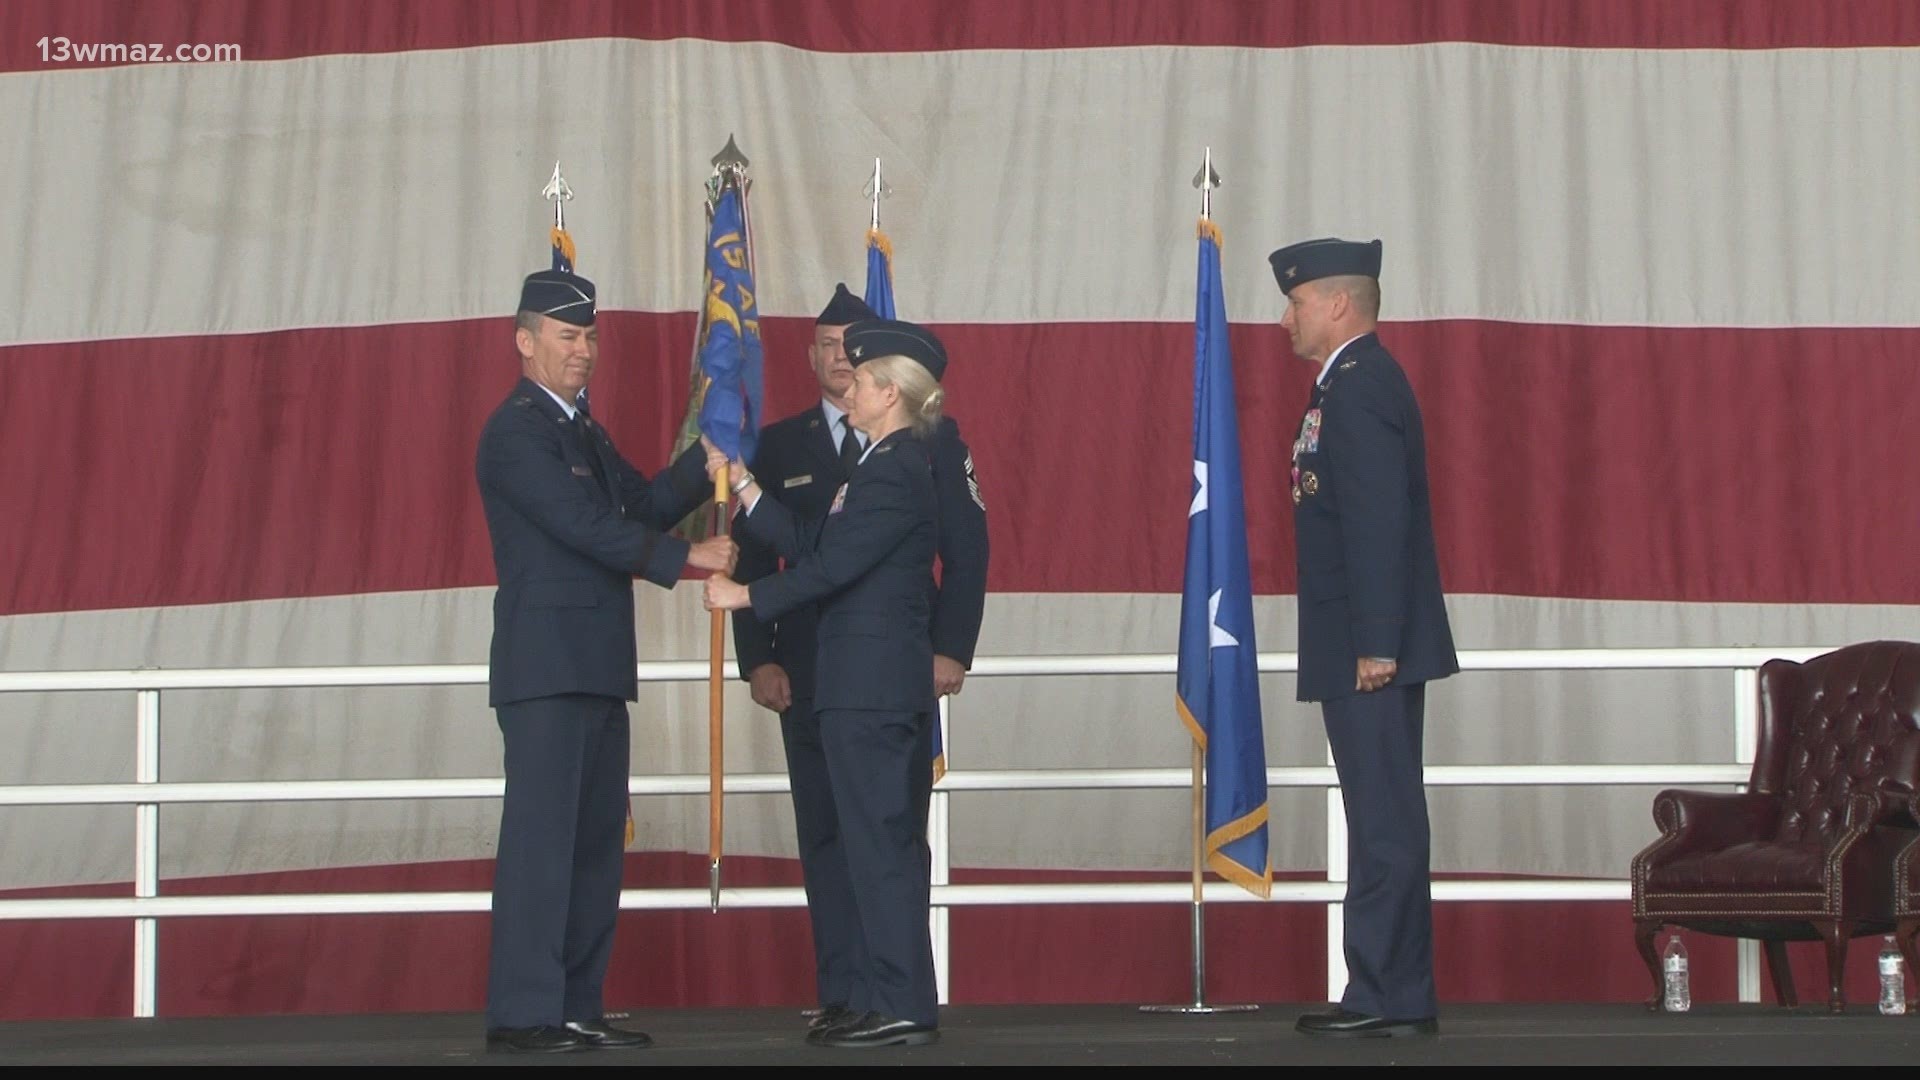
[1630,641,1920,1011]
[1897,793,1920,991]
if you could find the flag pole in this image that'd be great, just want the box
[706,136,751,913]
[1141,148,1257,1016]
[545,162,642,851]
[708,463,729,913]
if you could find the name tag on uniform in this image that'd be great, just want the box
[784,474,813,489]
[570,465,593,477]
[828,483,848,515]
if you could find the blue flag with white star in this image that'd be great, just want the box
[1176,218,1270,897]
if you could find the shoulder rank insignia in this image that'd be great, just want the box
[512,396,532,407]
[964,452,985,511]
[875,445,893,454]
[1338,359,1357,371]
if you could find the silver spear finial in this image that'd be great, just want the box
[1192,148,1220,220]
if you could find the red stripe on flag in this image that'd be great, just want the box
[4,0,1916,72]
[3,317,1916,615]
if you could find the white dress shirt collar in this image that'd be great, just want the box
[537,383,581,420]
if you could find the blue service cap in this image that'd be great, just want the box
[518,269,596,326]
[1267,237,1383,295]
[843,318,947,382]
[816,283,876,326]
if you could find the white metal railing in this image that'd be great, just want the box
[0,647,1830,1017]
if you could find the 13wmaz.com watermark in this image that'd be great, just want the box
[36,37,242,64]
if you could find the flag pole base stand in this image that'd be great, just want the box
[1137,1002,1260,1014]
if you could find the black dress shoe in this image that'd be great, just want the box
[1295,1007,1438,1038]
[485,1025,585,1054]
[818,1011,939,1048]
[805,1004,858,1043]
[564,1018,655,1049]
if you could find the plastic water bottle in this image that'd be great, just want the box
[1662,935,1690,1012]
[1879,936,1907,1016]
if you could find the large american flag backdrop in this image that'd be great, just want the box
[2,2,1917,1018]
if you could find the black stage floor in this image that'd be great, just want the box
[3,1004,1918,1066]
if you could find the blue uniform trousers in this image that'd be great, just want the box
[1323,682,1437,1021]
[486,693,629,1029]
[818,706,937,1026]
[779,696,866,1006]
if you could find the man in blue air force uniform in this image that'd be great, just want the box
[1271,238,1459,1039]
[730,286,989,1037]
[474,269,736,1054]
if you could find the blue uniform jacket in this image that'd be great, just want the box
[738,427,940,714]
[1290,334,1459,703]
[732,408,987,699]
[475,376,711,706]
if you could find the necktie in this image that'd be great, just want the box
[838,420,863,476]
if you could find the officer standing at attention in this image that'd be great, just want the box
[475,268,736,1054]
[1270,238,1459,1039]
[730,286,988,1038]
[705,318,952,1048]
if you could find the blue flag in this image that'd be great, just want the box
[863,228,896,320]
[1176,219,1270,897]
[861,225,948,779]
[697,186,764,463]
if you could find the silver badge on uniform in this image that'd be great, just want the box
[784,474,813,489]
